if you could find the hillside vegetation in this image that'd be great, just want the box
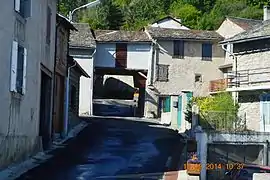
[59,0,270,30]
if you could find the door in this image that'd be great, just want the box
[260,94,270,132]
[53,74,65,133]
[39,71,52,150]
[115,43,127,68]
[177,95,182,128]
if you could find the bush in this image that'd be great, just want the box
[185,93,240,130]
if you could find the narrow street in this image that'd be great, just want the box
[16,118,184,180]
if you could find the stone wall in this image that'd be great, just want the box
[0,135,42,169]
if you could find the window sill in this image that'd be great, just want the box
[201,58,212,61]
[172,56,184,59]
[11,91,24,100]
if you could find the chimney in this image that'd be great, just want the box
[264,5,270,21]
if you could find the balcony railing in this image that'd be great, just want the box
[209,78,229,92]
[227,67,270,88]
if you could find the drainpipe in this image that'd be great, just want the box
[63,61,76,137]
[51,0,60,141]
[221,44,238,105]
[90,49,96,116]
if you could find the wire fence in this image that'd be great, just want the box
[199,111,247,132]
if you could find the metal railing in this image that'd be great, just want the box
[199,111,248,132]
[227,67,270,88]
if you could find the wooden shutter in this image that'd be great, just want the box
[115,43,127,68]
[173,40,184,58]
[22,48,27,94]
[14,0,20,12]
[10,41,18,92]
[23,0,32,18]
[46,6,52,45]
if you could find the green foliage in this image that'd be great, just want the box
[81,0,124,30]
[59,0,265,30]
[185,93,240,131]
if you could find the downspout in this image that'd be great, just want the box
[221,44,238,105]
[63,61,76,136]
[90,48,96,116]
[51,0,60,141]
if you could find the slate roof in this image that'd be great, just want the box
[227,17,262,30]
[70,23,96,48]
[221,20,270,43]
[94,30,151,42]
[145,26,223,41]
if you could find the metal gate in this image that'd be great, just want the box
[207,144,264,180]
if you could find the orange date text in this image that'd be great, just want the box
[184,163,244,171]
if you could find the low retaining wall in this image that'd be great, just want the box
[253,173,270,180]
[0,135,42,169]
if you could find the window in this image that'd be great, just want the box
[202,43,212,60]
[173,40,184,58]
[195,74,202,82]
[46,6,52,45]
[161,96,171,113]
[10,41,27,94]
[115,43,127,68]
[157,64,169,82]
[14,0,31,18]
[70,85,76,111]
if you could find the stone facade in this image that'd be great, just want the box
[0,0,57,168]
[145,40,225,119]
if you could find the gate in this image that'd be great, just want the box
[207,144,264,180]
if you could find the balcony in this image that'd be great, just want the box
[227,67,270,90]
[209,78,229,93]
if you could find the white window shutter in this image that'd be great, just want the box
[15,0,20,12]
[10,41,18,92]
[22,48,27,94]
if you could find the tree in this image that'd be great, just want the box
[169,1,201,29]
[82,0,124,30]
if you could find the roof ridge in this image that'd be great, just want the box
[226,16,262,22]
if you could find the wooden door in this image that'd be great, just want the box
[53,74,65,133]
[115,43,127,68]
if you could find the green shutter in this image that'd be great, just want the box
[163,96,171,112]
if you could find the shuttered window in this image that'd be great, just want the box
[173,40,184,59]
[157,64,169,82]
[46,6,52,45]
[10,41,27,94]
[115,43,127,68]
[14,0,32,18]
[202,43,212,61]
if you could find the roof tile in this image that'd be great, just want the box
[146,26,223,41]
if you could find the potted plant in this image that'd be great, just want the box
[186,152,201,175]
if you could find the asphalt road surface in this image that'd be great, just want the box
[16,118,184,180]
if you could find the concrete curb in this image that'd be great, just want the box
[0,121,88,180]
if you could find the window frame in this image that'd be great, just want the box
[195,74,202,83]
[202,43,212,61]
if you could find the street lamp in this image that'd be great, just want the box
[68,0,101,22]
